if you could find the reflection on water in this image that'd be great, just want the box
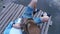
[0,0,60,34]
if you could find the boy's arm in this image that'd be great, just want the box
[33,16,49,24]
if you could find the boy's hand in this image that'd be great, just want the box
[41,12,50,22]
[41,16,49,22]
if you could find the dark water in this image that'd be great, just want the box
[0,0,60,34]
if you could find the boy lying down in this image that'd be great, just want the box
[4,0,50,34]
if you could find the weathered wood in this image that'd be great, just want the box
[18,7,26,17]
[0,5,23,34]
[0,3,14,25]
[41,22,47,34]
[0,3,14,21]
[34,10,43,17]
[12,5,24,21]
[0,4,18,29]
[0,4,24,34]
[0,4,18,34]
[44,16,52,34]
[0,2,11,16]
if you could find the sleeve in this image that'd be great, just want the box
[33,17,42,24]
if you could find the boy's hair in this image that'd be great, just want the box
[26,18,36,24]
[27,18,33,20]
[25,18,40,34]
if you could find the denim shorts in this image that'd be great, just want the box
[22,6,34,18]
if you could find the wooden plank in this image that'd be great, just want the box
[34,11,38,17]
[1,5,24,34]
[0,2,11,16]
[0,4,19,34]
[0,3,14,25]
[18,7,26,17]
[34,10,43,17]
[0,3,18,28]
[16,6,24,18]
[0,4,18,29]
[0,3,14,21]
[49,21,52,26]
[44,16,52,34]
[1,4,24,34]
[37,10,43,17]
[41,22,47,34]
[12,5,24,21]
[0,3,22,33]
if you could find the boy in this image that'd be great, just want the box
[4,0,49,34]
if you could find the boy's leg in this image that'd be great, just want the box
[28,0,38,9]
[22,0,38,18]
